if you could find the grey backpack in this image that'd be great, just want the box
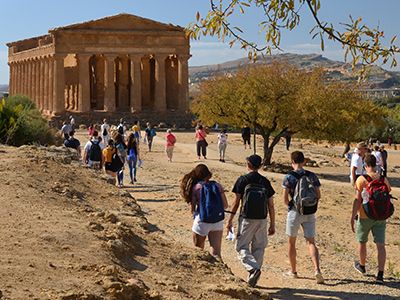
[290,171,318,215]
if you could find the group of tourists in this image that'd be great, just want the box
[61,117,178,186]
[181,143,395,287]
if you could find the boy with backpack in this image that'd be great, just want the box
[83,131,103,169]
[351,154,393,284]
[227,154,275,287]
[282,151,324,284]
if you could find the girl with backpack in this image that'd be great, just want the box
[180,164,228,257]
[127,133,139,184]
[114,133,127,188]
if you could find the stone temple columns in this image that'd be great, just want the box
[154,54,167,112]
[53,54,66,115]
[178,55,190,111]
[77,54,91,112]
[104,54,117,112]
[130,55,142,112]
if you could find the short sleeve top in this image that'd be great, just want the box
[232,172,275,199]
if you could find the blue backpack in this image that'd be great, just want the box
[198,181,225,223]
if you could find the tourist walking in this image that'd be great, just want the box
[372,145,384,174]
[69,115,76,130]
[165,129,176,162]
[60,121,72,140]
[64,130,81,157]
[226,154,275,287]
[102,139,122,185]
[117,118,127,137]
[83,131,103,169]
[88,124,95,137]
[180,164,228,258]
[241,126,251,149]
[131,120,141,143]
[145,124,157,152]
[195,125,208,159]
[114,133,127,187]
[380,145,388,177]
[101,119,111,145]
[217,129,228,162]
[127,133,139,184]
[350,142,368,186]
[351,154,393,284]
[282,151,324,284]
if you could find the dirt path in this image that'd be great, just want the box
[123,131,400,300]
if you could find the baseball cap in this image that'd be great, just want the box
[356,142,367,149]
[246,154,262,169]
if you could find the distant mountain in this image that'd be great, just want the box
[0,84,8,96]
[189,53,400,89]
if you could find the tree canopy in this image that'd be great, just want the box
[188,0,399,70]
[192,63,385,165]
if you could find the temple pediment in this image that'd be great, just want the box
[52,13,184,32]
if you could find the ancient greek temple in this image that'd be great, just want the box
[7,14,190,116]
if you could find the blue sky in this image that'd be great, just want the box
[0,0,399,84]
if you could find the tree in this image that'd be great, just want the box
[192,63,384,165]
[188,0,399,70]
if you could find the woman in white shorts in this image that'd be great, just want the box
[180,164,228,257]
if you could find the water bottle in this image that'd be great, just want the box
[361,188,369,204]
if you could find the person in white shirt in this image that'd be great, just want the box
[350,142,368,186]
[101,119,111,145]
[217,129,228,162]
[372,145,384,174]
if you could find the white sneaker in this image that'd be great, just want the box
[284,271,298,278]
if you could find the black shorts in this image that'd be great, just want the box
[243,136,250,145]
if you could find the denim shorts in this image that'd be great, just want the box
[286,209,316,238]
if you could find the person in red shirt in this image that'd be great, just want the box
[165,129,177,162]
[195,125,208,159]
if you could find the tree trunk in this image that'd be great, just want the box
[261,134,273,166]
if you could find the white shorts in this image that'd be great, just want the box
[192,215,224,237]
[286,209,316,238]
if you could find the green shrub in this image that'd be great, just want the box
[0,95,56,146]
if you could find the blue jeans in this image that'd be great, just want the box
[127,158,137,182]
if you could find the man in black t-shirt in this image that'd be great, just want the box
[227,154,275,287]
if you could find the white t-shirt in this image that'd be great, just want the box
[372,150,383,167]
[350,153,364,178]
[101,123,110,136]
[218,133,228,145]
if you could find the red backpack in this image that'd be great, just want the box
[363,175,394,220]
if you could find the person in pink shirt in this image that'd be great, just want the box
[165,129,177,162]
[195,125,208,159]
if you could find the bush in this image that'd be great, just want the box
[0,95,57,146]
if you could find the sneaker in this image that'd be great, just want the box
[284,271,298,278]
[134,178,137,182]
[354,261,366,275]
[315,272,324,284]
[248,269,261,287]
[376,273,384,284]
[130,180,134,184]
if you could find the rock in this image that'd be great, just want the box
[105,213,118,224]
[88,222,104,231]
[79,124,87,130]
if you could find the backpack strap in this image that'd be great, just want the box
[363,174,372,182]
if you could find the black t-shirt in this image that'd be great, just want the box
[241,127,251,137]
[232,171,275,199]
[64,138,80,150]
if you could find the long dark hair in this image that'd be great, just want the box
[127,133,137,152]
[180,164,212,203]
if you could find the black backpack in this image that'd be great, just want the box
[89,141,102,162]
[102,127,108,136]
[240,176,269,219]
[109,152,124,172]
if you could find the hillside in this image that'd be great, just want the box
[189,53,400,89]
[0,144,268,300]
